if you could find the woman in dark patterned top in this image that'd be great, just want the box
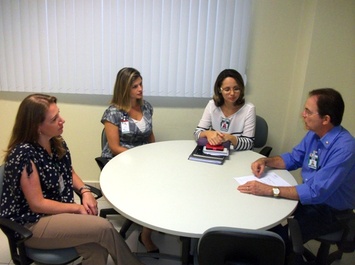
[0,94,143,265]
[101,67,158,253]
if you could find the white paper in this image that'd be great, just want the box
[234,172,291,187]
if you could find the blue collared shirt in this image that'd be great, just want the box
[281,126,355,210]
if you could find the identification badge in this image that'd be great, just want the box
[58,174,65,193]
[220,118,230,132]
[308,150,318,169]
[121,114,130,134]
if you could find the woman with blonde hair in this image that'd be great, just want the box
[101,67,158,253]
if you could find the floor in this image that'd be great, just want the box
[1,194,354,265]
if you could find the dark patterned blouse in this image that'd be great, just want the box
[101,100,154,158]
[0,140,74,226]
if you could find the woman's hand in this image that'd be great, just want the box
[221,133,237,147]
[21,162,98,215]
[205,131,225,145]
[80,192,98,215]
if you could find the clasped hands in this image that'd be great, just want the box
[206,131,228,145]
[79,192,99,215]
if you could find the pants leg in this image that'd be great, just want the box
[292,204,343,243]
[75,243,108,265]
[270,203,343,245]
[25,213,143,265]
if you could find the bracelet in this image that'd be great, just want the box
[81,190,91,195]
[79,185,91,193]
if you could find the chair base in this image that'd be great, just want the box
[302,242,345,265]
[99,208,134,239]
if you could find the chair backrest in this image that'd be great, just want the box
[198,227,285,265]
[254,115,268,148]
[95,129,110,171]
[101,128,107,150]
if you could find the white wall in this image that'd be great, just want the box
[1,0,354,182]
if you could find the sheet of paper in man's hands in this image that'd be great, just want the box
[234,172,292,187]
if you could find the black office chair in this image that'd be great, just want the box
[254,115,273,157]
[288,213,355,265]
[197,226,285,265]
[95,129,110,171]
[95,129,133,239]
[0,164,102,265]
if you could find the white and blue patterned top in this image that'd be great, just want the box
[0,140,74,226]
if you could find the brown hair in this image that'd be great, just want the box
[4,93,66,162]
[212,69,245,107]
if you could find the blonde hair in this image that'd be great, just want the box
[111,67,143,112]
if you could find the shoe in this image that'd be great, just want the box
[138,232,160,253]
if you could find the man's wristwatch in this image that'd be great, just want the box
[272,187,280,197]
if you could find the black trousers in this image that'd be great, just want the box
[271,203,347,249]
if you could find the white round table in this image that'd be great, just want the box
[100,140,298,238]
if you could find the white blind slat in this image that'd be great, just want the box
[0,0,251,98]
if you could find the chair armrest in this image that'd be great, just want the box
[259,146,272,157]
[0,217,33,242]
[87,184,103,200]
[95,157,110,171]
[74,184,103,201]
[287,217,304,255]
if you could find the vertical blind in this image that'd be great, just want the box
[0,0,251,97]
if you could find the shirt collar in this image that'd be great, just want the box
[319,126,342,149]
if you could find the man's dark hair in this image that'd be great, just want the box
[309,88,344,126]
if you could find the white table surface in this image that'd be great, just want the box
[100,140,298,239]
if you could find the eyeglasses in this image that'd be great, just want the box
[303,108,319,117]
[220,86,241,93]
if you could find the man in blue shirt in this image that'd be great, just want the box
[238,88,354,248]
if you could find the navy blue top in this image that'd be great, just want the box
[0,139,74,226]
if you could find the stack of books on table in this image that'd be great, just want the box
[188,144,229,165]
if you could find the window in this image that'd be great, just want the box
[0,0,251,97]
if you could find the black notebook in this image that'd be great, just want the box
[188,145,226,165]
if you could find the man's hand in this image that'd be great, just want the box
[251,158,267,177]
[237,181,273,196]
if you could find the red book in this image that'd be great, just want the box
[206,143,224,151]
